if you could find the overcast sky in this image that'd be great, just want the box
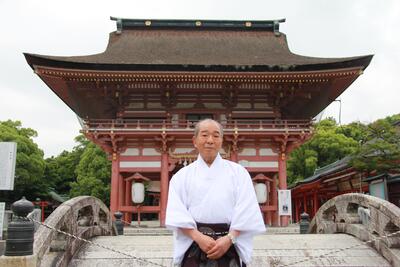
[0,0,399,157]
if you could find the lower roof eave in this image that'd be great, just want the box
[24,53,373,73]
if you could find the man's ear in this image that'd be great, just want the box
[192,136,197,148]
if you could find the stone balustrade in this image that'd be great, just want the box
[1,196,115,267]
[36,196,115,267]
[309,193,400,266]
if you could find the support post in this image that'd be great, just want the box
[160,152,169,227]
[271,175,279,226]
[110,152,120,217]
[278,152,289,227]
[156,132,173,227]
[266,210,271,226]
[230,150,238,162]
[118,174,124,219]
[124,180,132,224]
[313,191,318,217]
[303,193,307,214]
[226,131,241,163]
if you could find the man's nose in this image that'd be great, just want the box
[206,135,214,143]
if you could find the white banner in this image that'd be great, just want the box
[0,142,17,190]
[0,202,5,239]
[278,190,292,216]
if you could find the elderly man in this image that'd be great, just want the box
[166,119,265,267]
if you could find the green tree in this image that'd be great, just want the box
[0,120,46,202]
[287,148,318,184]
[351,114,400,173]
[43,135,88,194]
[288,118,361,185]
[69,142,111,205]
[336,121,369,143]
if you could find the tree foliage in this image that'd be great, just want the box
[43,135,88,195]
[0,120,111,205]
[287,118,363,185]
[69,142,111,205]
[43,134,111,203]
[0,120,46,202]
[351,114,400,173]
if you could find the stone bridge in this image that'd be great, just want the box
[1,196,115,267]
[1,193,400,266]
[309,193,400,266]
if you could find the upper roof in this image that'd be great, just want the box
[25,17,372,72]
[289,156,352,189]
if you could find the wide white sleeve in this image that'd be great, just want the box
[165,174,196,230]
[230,166,266,233]
[230,165,266,264]
[165,173,196,264]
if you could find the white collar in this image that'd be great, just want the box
[197,153,222,169]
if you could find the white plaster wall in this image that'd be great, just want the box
[121,148,140,156]
[239,160,278,168]
[259,148,277,156]
[142,148,161,156]
[120,161,161,168]
[174,148,195,154]
[239,148,257,156]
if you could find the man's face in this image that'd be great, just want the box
[193,121,223,164]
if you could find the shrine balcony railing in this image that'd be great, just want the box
[82,119,313,134]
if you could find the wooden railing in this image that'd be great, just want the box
[82,119,312,133]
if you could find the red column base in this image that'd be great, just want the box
[280,216,289,227]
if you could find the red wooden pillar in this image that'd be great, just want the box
[272,174,279,226]
[230,151,238,162]
[118,174,124,217]
[295,197,300,223]
[110,152,120,218]
[160,152,169,227]
[124,179,132,224]
[266,181,272,226]
[265,210,271,226]
[313,191,318,217]
[303,193,307,214]
[278,152,289,226]
[227,134,240,163]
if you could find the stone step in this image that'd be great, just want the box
[69,234,390,267]
[123,224,300,236]
[123,228,172,236]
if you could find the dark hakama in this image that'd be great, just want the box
[181,223,246,267]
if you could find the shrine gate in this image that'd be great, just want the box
[25,18,372,226]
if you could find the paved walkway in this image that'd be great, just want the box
[123,225,300,236]
[69,233,390,266]
[124,221,300,235]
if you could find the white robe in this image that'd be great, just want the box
[166,153,266,265]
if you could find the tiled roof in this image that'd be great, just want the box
[25,18,372,72]
[289,156,352,189]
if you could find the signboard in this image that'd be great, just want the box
[0,202,5,239]
[369,179,388,200]
[0,142,17,190]
[278,189,292,216]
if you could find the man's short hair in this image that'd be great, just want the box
[194,119,224,138]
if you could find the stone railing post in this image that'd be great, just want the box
[0,197,36,267]
[299,212,310,234]
[114,211,124,235]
